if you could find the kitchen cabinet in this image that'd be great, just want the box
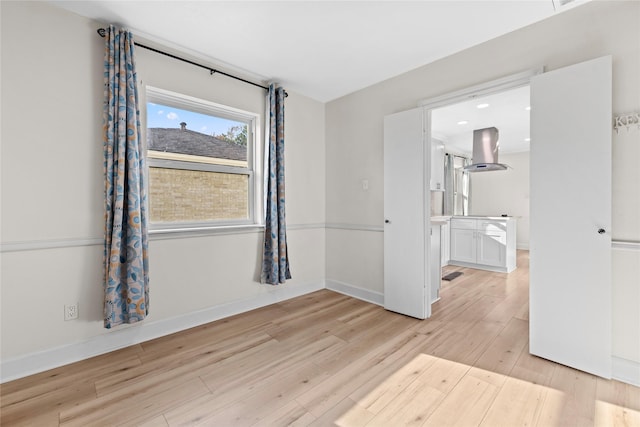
[450,227,476,263]
[449,216,516,273]
[430,138,445,191]
[477,229,508,267]
[441,220,450,267]
[430,224,442,303]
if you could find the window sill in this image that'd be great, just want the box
[149,224,265,241]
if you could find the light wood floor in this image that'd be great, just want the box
[2,251,639,426]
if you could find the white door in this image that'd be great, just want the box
[383,108,430,319]
[529,56,612,378]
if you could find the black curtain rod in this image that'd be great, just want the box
[97,28,286,97]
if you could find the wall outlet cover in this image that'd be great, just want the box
[64,304,79,321]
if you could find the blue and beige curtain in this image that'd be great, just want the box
[102,25,149,328]
[261,84,291,284]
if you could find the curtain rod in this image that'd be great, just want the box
[97,28,287,97]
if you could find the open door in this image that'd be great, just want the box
[529,56,612,378]
[383,108,430,319]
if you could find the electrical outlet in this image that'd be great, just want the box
[64,304,79,321]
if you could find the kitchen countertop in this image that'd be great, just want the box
[430,215,518,225]
[452,215,516,220]
[430,216,451,225]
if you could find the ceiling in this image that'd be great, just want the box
[48,0,588,103]
[432,85,531,155]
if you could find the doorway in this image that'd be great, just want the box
[416,58,613,378]
[430,84,531,281]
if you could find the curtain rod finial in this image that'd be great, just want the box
[97,28,106,37]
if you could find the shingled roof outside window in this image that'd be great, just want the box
[147,126,247,163]
[145,86,259,228]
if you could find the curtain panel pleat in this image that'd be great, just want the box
[102,25,150,328]
[261,84,291,284]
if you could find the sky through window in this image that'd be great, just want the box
[147,102,244,136]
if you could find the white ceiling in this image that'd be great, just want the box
[432,85,531,155]
[48,0,588,103]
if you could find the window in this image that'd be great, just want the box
[145,87,261,230]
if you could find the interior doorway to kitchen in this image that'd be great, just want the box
[421,57,613,379]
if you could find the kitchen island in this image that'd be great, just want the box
[449,216,517,273]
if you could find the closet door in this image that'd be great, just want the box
[529,56,612,378]
[383,108,430,319]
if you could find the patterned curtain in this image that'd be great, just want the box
[102,25,149,328]
[261,84,291,284]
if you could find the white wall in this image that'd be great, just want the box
[470,152,530,249]
[1,0,638,384]
[0,1,325,378]
[325,0,640,368]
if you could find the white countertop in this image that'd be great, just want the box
[430,215,518,225]
[430,216,451,225]
[452,215,516,220]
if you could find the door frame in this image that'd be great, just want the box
[418,68,542,314]
[418,69,542,110]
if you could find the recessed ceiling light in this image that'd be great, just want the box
[457,120,468,125]
[525,137,531,142]
[476,103,490,109]
[525,106,531,111]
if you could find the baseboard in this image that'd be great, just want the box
[325,279,384,306]
[7,278,634,387]
[612,356,640,387]
[0,280,324,383]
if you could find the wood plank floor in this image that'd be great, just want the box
[2,251,639,426]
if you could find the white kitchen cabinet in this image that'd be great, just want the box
[449,216,516,273]
[440,221,450,267]
[430,224,442,303]
[450,228,476,263]
[430,138,445,191]
[477,230,507,267]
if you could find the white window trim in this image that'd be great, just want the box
[145,86,264,234]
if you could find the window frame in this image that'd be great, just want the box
[144,86,263,233]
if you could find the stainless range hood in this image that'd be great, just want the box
[464,127,509,172]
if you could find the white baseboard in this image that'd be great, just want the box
[0,281,324,383]
[612,356,640,387]
[5,278,637,388]
[325,279,384,306]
